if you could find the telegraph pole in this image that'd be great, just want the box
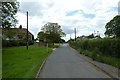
[70,34,71,40]
[26,11,28,50]
[74,28,76,41]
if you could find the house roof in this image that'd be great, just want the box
[19,28,33,35]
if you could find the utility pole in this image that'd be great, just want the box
[26,11,28,50]
[70,34,71,40]
[118,1,120,15]
[74,28,76,41]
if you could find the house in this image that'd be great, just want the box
[2,28,34,41]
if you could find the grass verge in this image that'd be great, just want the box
[2,44,52,78]
[52,43,60,48]
[80,49,120,68]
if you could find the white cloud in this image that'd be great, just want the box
[16,0,119,41]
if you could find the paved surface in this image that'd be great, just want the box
[38,44,110,78]
[93,61,119,78]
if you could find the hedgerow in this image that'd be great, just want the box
[2,40,34,47]
[69,38,120,68]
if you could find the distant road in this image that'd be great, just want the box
[38,44,110,78]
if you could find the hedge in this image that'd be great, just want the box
[69,38,120,68]
[2,40,34,47]
[69,38,120,58]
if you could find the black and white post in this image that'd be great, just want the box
[26,11,28,50]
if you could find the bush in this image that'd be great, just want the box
[52,45,60,48]
[2,40,18,47]
[28,40,34,45]
[69,38,120,58]
[18,40,26,46]
[82,50,91,56]
[91,48,100,60]
[2,40,34,47]
[69,38,120,68]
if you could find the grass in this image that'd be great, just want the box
[100,56,120,68]
[80,49,120,68]
[2,44,52,78]
[0,49,2,79]
[52,43,60,48]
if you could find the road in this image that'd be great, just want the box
[38,44,110,78]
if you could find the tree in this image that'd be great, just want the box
[2,28,18,39]
[105,15,120,38]
[38,22,66,44]
[67,39,74,43]
[37,31,45,40]
[87,33,94,39]
[60,39,66,43]
[1,2,19,28]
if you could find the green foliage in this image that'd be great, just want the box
[60,39,66,43]
[105,15,120,38]
[2,28,18,39]
[70,38,120,58]
[100,56,120,68]
[67,39,75,43]
[91,48,101,61]
[1,2,19,28]
[3,44,52,78]
[52,44,60,48]
[37,31,45,40]
[69,38,120,68]
[38,22,66,44]
[2,40,34,47]
[87,33,94,39]
[82,50,92,56]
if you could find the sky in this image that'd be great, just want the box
[16,0,119,41]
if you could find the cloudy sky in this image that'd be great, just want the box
[16,0,119,41]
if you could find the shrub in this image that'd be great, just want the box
[28,40,34,45]
[91,48,101,61]
[69,38,120,58]
[18,40,26,46]
[52,45,60,48]
[2,40,34,47]
[82,50,91,56]
[69,38,120,68]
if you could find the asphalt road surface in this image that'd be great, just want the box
[38,44,110,78]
